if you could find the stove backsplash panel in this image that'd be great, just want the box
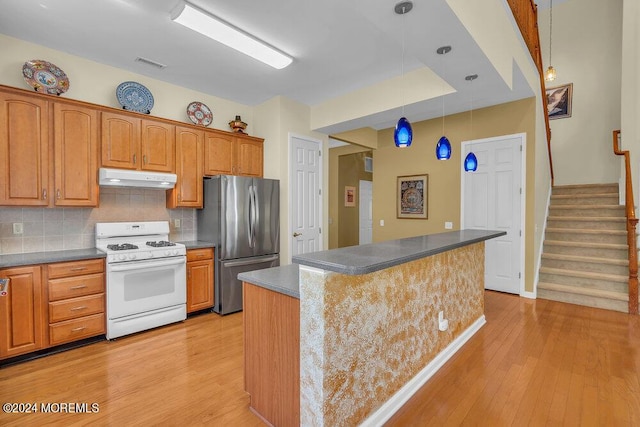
[0,187,196,255]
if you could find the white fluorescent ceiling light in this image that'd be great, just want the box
[172,2,293,70]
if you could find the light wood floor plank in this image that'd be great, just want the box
[1,291,640,426]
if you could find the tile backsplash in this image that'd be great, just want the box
[0,187,196,255]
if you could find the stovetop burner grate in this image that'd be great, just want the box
[146,240,176,247]
[107,243,139,251]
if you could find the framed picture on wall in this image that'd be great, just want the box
[546,83,573,120]
[397,174,428,219]
[344,186,356,207]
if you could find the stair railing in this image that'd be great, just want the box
[613,130,638,315]
[507,0,554,185]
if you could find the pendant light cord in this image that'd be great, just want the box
[401,5,406,116]
[441,53,445,135]
[549,0,553,66]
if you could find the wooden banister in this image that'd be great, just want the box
[507,0,554,185]
[613,130,639,315]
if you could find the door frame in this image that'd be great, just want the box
[288,133,324,262]
[460,132,526,296]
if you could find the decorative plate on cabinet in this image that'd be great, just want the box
[186,101,213,127]
[22,59,70,95]
[116,81,154,114]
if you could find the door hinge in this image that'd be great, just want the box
[519,187,522,195]
[519,272,521,279]
[319,150,322,157]
[319,227,322,234]
[519,230,522,236]
[319,189,322,196]
[520,145,522,152]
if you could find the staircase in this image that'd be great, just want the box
[538,183,632,312]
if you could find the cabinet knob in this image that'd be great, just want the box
[56,189,61,199]
[42,189,47,200]
[143,155,148,165]
[133,154,137,164]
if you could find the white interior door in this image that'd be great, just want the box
[290,135,322,258]
[359,180,373,244]
[461,134,524,294]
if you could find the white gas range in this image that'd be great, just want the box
[96,221,187,340]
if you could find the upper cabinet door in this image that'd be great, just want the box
[101,111,140,169]
[203,131,234,176]
[0,91,49,206]
[235,137,263,177]
[167,126,203,208]
[53,103,99,207]
[141,119,175,173]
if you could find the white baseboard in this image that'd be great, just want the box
[359,315,487,427]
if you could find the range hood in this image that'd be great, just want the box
[99,168,177,189]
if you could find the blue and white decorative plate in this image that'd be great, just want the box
[116,81,154,114]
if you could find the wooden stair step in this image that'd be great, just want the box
[539,267,627,283]
[537,282,628,301]
[545,227,627,236]
[543,240,628,250]
[541,252,628,266]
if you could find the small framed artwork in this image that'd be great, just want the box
[397,174,428,219]
[546,83,573,120]
[344,186,356,207]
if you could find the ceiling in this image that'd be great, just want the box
[0,0,536,134]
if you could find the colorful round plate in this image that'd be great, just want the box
[116,81,154,114]
[186,101,213,127]
[22,59,70,95]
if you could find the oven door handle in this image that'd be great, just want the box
[108,257,185,272]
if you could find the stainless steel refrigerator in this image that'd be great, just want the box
[197,175,280,314]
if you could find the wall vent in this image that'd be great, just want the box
[135,57,167,69]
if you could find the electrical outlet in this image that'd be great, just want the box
[380,219,385,226]
[174,219,181,228]
[445,221,453,229]
[13,223,23,235]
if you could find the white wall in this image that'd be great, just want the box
[538,0,623,185]
[622,0,640,208]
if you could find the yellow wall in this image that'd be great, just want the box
[372,97,537,292]
[0,35,252,132]
[337,151,373,248]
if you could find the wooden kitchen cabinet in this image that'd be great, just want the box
[0,90,49,206]
[204,130,263,177]
[53,102,99,206]
[47,259,105,346]
[0,266,46,359]
[186,248,214,313]
[101,111,175,172]
[167,126,203,208]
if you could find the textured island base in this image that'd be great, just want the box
[300,242,486,426]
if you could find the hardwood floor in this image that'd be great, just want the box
[1,292,639,426]
[386,291,640,426]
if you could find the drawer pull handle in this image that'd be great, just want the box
[71,327,86,332]
[70,267,87,271]
[69,285,88,290]
[70,306,88,311]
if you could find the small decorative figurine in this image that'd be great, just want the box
[228,115,247,133]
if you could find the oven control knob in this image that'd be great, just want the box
[129,253,137,260]
[172,250,179,256]
[148,252,154,258]
[118,254,126,261]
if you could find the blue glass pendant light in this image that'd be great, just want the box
[395,117,413,147]
[393,1,413,148]
[435,46,452,159]
[464,152,478,172]
[464,74,478,172]
[436,136,451,160]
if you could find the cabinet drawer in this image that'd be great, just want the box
[49,313,105,346]
[48,259,104,279]
[48,273,104,301]
[49,293,105,323]
[187,248,214,262]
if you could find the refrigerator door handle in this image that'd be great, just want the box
[223,254,279,268]
[247,185,254,248]
[251,185,258,248]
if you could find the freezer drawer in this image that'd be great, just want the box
[216,254,279,315]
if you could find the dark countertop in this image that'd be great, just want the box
[0,248,107,269]
[292,229,506,275]
[179,240,215,250]
[238,264,300,299]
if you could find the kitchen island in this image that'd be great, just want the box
[239,229,505,427]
